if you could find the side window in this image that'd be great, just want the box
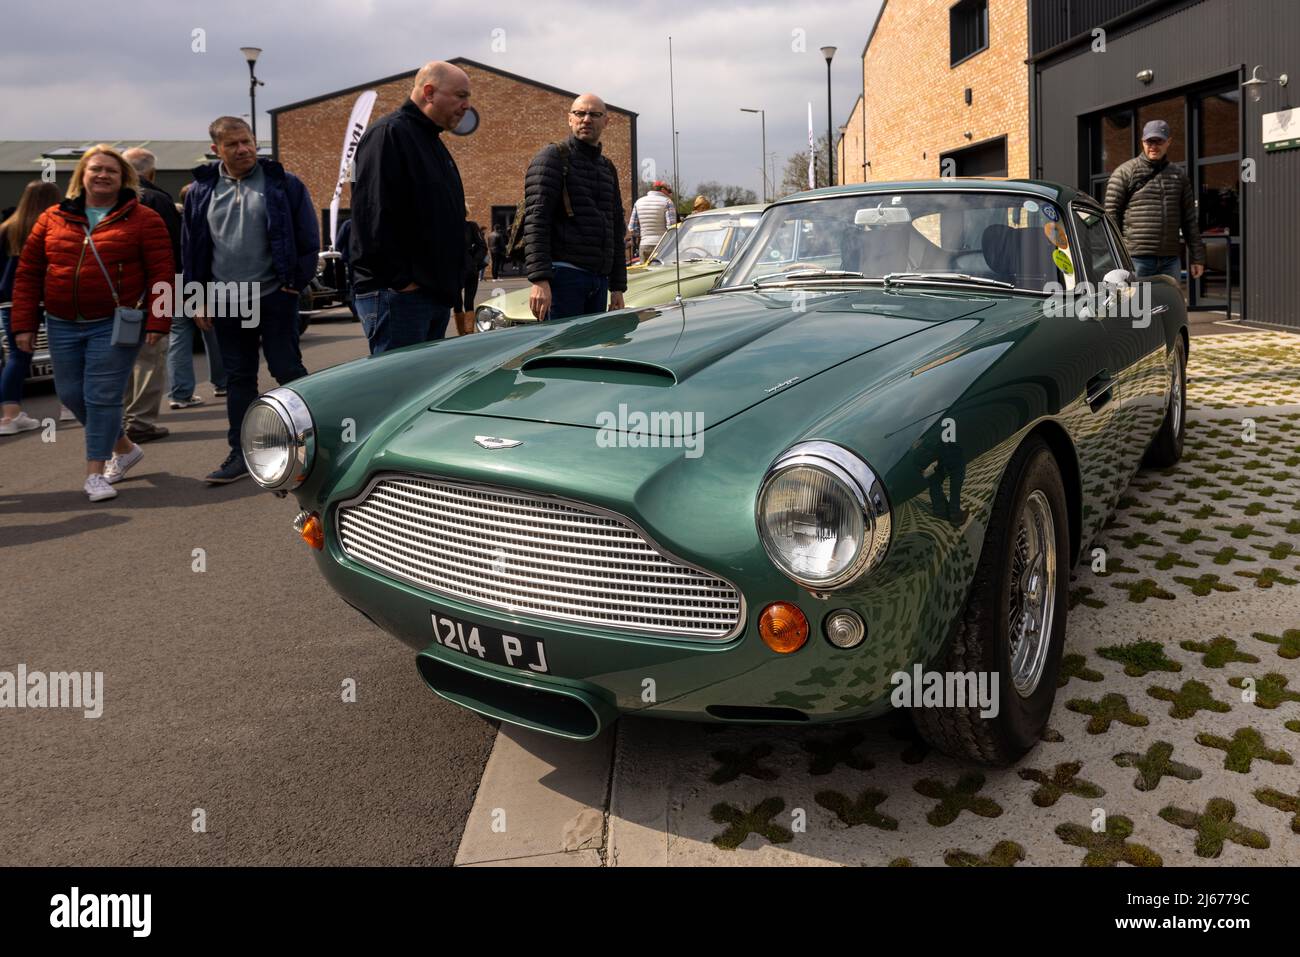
[1103,213,1132,272]
[762,220,798,262]
[1072,206,1120,281]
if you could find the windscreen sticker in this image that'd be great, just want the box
[1042,204,1060,222]
[1022,199,1039,213]
[1044,221,1069,249]
[1052,248,1074,275]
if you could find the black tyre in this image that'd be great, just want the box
[1143,336,1186,468]
[911,436,1071,766]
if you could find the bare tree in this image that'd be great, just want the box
[778,134,831,198]
[692,181,759,208]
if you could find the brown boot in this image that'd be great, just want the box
[454,310,475,336]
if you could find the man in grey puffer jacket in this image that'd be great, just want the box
[1105,119,1205,283]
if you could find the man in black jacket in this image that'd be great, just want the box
[525,94,627,321]
[116,147,180,445]
[350,61,470,353]
[1105,120,1205,284]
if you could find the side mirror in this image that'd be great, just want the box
[1096,268,1136,316]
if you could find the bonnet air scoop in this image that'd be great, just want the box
[519,355,678,387]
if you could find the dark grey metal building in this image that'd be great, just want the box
[1029,0,1298,327]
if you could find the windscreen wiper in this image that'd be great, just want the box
[882,272,1014,289]
[752,268,867,287]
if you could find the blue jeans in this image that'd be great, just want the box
[167,310,227,400]
[549,267,609,320]
[355,287,450,354]
[45,316,140,461]
[1132,256,1181,281]
[213,289,308,452]
[1,304,37,405]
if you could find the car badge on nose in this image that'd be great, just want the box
[474,435,522,450]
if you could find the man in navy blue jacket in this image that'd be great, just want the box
[349,61,469,353]
[182,116,319,483]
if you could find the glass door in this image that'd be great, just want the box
[1191,88,1241,314]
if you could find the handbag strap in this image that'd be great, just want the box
[83,226,122,308]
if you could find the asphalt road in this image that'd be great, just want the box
[0,308,502,866]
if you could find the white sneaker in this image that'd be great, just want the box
[104,443,144,484]
[59,406,77,422]
[0,411,41,435]
[84,474,118,502]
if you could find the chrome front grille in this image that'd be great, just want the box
[336,475,744,639]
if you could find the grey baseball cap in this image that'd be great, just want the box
[1142,120,1171,142]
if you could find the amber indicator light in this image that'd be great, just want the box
[297,513,324,551]
[758,602,809,654]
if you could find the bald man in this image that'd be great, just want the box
[524,93,627,321]
[350,61,471,353]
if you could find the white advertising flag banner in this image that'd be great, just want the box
[807,102,815,189]
[329,90,378,249]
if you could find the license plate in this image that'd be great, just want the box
[430,610,549,674]
[30,362,52,378]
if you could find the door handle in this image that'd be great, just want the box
[1086,370,1114,411]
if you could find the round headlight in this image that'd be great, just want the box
[475,305,508,333]
[240,387,315,490]
[757,442,891,590]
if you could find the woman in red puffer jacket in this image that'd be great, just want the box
[12,144,173,502]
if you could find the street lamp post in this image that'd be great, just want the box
[821,46,836,186]
[240,47,264,141]
[740,108,767,202]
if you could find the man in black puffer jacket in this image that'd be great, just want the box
[524,94,627,320]
[1105,119,1205,284]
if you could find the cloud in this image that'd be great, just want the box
[0,0,881,195]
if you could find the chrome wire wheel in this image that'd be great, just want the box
[1170,346,1183,437]
[1007,489,1057,698]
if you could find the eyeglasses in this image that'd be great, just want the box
[570,110,605,120]
[1143,138,1168,146]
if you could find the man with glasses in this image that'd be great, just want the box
[1105,119,1205,284]
[350,61,470,352]
[524,94,627,321]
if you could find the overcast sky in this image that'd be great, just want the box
[0,0,881,197]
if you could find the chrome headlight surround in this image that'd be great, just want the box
[475,304,514,332]
[240,386,315,491]
[756,441,891,591]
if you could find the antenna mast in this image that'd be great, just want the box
[668,36,682,304]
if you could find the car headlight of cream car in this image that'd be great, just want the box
[474,304,513,332]
[241,387,315,491]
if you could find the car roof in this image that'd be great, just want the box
[689,203,766,216]
[773,179,1086,207]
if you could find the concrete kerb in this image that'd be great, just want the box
[454,723,615,866]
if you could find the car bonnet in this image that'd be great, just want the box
[433,287,998,432]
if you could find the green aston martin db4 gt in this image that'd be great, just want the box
[241,180,1187,765]
[473,204,764,331]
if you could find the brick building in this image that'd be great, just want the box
[845,0,1029,182]
[837,96,867,185]
[269,57,637,255]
